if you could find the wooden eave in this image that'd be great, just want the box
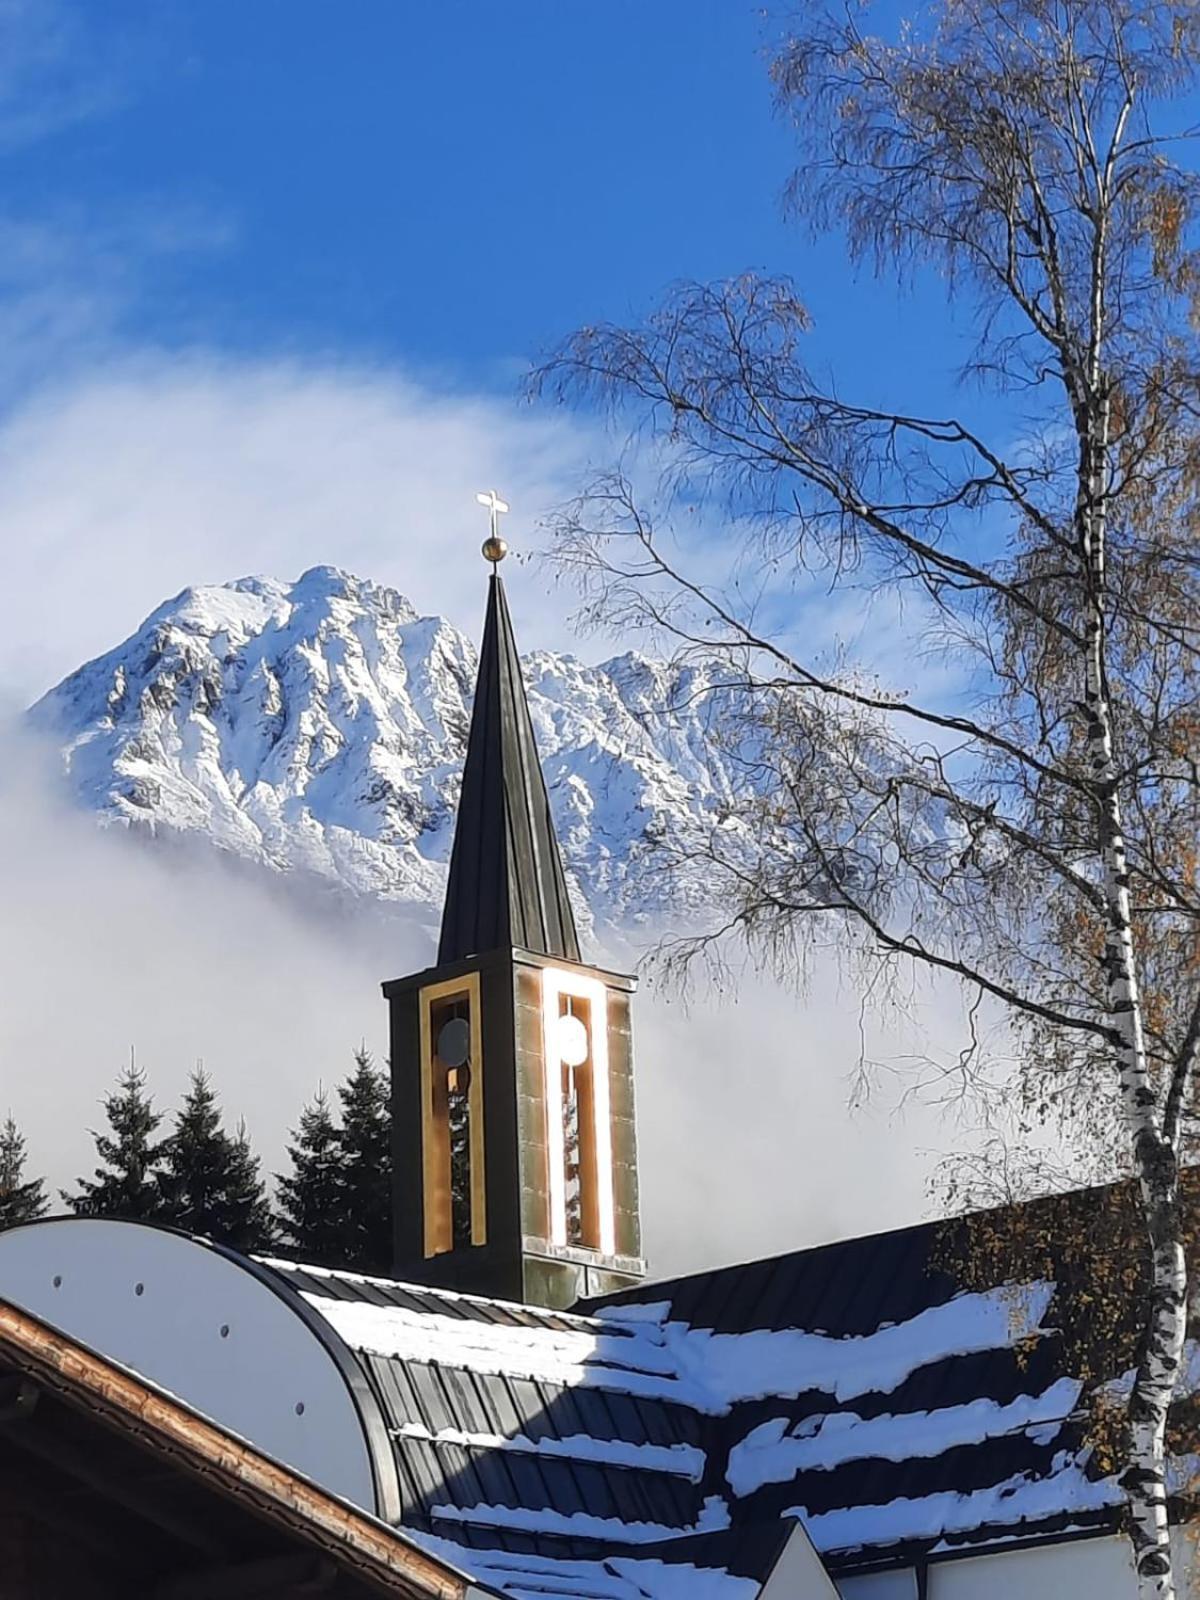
[0,1295,479,1600]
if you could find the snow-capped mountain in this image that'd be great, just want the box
[31,567,740,937]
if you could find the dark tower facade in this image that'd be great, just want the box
[383,567,645,1309]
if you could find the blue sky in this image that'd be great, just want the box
[5,0,956,399]
[0,0,968,699]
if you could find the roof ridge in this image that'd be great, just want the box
[257,1254,629,1335]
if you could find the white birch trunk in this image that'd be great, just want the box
[1093,702,1184,1597]
[1080,383,1186,1600]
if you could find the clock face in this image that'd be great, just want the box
[556,1012,590,1069]
[436,1016,471,1069]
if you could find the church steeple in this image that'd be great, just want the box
[382,506,645,1310]
[438,571,581,965]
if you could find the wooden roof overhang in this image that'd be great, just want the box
[0,1295,482,1600]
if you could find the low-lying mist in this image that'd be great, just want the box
[0,724,975,1278]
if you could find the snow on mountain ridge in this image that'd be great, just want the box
[32,567,738,935]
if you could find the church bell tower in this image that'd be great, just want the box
[383,502,645,1309]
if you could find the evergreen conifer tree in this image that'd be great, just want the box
[335,1047,392,1273]
[157,1070,274,1252]
[275,1088,347,1265]
[222,1120,276,1254]
[157,1068,224,1232]
[66,1064,166,1220]
[0,1114,47,1230]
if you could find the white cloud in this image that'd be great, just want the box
[634,959,987,1274]
[0,352,605,704]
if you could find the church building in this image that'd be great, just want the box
[1,537,1198,1599]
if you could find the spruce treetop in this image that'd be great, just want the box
[0,1114,47,1230]
[66,1064,166,1222]
[158,1069,274,1253]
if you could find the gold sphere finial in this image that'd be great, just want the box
[482,536,508,565]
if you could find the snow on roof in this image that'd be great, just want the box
[302,1291,697,1408]
[788,1451,1119,1556]
[410,1532,761,1600]
[726,1378,1083,1498]
[604,1281,1057,1409]
[258,1203,1177,1600]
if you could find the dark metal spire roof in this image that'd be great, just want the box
[438,574,581,965]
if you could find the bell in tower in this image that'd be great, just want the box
[383,502,645,1309]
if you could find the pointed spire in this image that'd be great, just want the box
[438,573,581,965]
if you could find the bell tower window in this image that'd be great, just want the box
[543,969,615,1256]
[419,974,486,1257]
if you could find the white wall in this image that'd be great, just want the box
[836,1532,1200,1600]
[0,1218,384,1513]
[837,1571,918,1599]
[929,1535,1135,1599]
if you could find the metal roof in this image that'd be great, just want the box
[437,573,581,966]
[262,1257,743,1598]
[259,1194,1192,1599]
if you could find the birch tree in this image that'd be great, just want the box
[536,3,1200,1592]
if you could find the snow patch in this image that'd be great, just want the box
[392,1420,706,1481]
[727,1377,1081,1495]
[302,1292,703,1408]
[428,1492,730,1546]
[661,1281,1056,1408]
[409,1532,758,1600]
[790,1453,1119,1554]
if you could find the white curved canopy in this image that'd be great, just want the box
[0,1218,398,1518]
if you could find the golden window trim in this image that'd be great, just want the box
[418,971,486,1256]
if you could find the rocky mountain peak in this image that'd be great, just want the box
[32,570,739,938]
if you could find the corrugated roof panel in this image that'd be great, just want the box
[505,1376,558,1439]
[259,1180,1191,1591]
[364,1353,418,1428]
[379,1283,447,1317]
[392,1433,450,1509]
[600,1389,651,1447]
[407,1363,458,1435]
[736,1255,801,1333]
[472,1369,526,1440]
[385,1432,433,1523]
[438,1364,486,1432]
[558,1382,617,1442]
[431,1439,493,1511]
[711,1258,779,1335]
[534,1382,590,1442]
[503,1448,562,1515]
[563,1459,618,1521]
[467,1444,523,1510]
